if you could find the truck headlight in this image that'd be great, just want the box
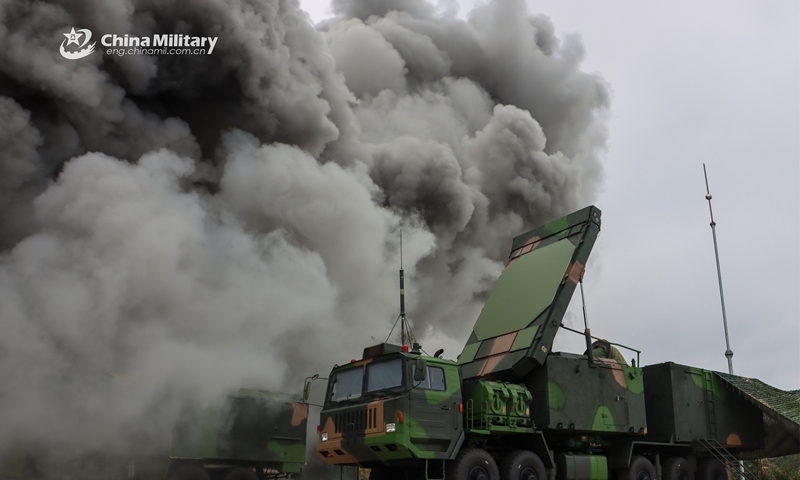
[385,423,396,433]
[321,432,328,441]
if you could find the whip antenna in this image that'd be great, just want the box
[399,231,406,346]
[704,163,734,375]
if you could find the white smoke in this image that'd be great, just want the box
[0,0,609,455]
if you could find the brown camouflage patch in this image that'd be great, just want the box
[316,437,358,464]
[317,401,388,465]
[317,415,360,465]
[488,331,518,356]
[523,235,541,248]
[519,238,540,255]
[726,433,742,446]
[479,354,505,376]
[598,358,627,388]
[503,236,542,272]
[364,401,385,437]
[317,402,385,441]
[321,415,339,440]
[508,235,540,261]
[503,257,519,272]
[290,401,309,427]
[563,261,585,284]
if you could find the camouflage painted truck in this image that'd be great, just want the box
[1,389,308,480]
[314,206,800,480]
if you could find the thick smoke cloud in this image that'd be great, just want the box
[0,0,609,457]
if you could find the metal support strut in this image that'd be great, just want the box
[579,278,596,364]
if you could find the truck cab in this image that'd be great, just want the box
[316,343,463,469]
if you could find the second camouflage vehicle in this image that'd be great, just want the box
[1,389,308,480]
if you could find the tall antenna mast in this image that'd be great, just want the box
[703,163,734,375]
[385,231,416,348]
[399,231,406,346]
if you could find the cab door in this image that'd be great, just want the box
[408,363,461,456]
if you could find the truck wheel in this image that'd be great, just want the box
[222,467,259,480]
[446,448,500,480]
[500,451,546,480]
[618,456,656,480]
[663,457,694,480]
[168,466,211,480]
[697,459,728,480]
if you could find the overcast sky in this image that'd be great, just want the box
[299,0,800,390]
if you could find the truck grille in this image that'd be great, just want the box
[333,405,379,433]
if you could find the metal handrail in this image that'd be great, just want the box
[559,324,641,366]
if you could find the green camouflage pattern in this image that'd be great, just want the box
[316,347,463,468]
[458,206,601,382]
[172,389,308,473]
[641,362,791,458]
[527,352,646,434]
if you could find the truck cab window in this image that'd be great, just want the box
[366,358,403,393]
[411,364,446,391]
[329,367,363,402]
[428,366,446,391]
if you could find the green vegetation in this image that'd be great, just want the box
[748,455,800,480]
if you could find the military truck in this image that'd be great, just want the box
[314,206,800,480]
[1,389,308,480]
[169,389,308,480]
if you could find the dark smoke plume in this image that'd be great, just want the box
[0,0,609,456]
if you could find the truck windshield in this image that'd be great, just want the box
[366,358,403,394]
[329,367,363,402]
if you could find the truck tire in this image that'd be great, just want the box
[168,465,211,480]
[617,456,656,480]
[222,467,259,480]
[663,457,694,480]
[446,448,500,480]
[499,451,546,480]
[697,459,728,480]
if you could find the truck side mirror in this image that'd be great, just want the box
[303,374,320,402]
[414,358,427,382]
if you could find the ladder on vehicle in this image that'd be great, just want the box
[703,370,718,439]
[699,438,759,480]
